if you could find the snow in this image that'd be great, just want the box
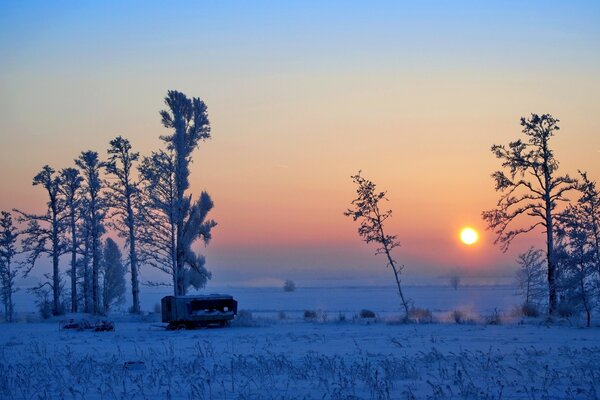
[2,285,600,399]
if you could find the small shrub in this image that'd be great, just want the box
[408,307,433,323]
[451,310,465,324]
[283,280,296,292]
[34,290,53,319]
[278,311,287,320]
[338,312,346,322]
[232,310,255,327]
[486,309,502,325]
[359,309,376,319]
[521,302,540,317]
[304,310,318,320]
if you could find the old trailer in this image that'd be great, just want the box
[161,294,238,330]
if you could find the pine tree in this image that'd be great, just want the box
[76,152,106,314]
[59,167,82,313]
[15,165,67,315]
[105,136,142,313]
[101,238,126,313]
[0,211,19,322]
[157,91,216,295]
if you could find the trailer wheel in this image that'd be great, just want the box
[176,324,187,331]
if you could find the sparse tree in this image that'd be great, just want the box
[76,151,106,314]
[157,90,216,295]
[344,171,410,316]
[59,167,82,312]
[105,136,142,313]
[15,166,67,315]
[101,238,126,313]
[515,247,547,307]
[482,114,577,314]
[0,211,19,322]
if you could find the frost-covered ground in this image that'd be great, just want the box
[2,286,600,399]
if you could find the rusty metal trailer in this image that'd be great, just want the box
[161,294,238,330]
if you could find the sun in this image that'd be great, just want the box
[460,227,479,245]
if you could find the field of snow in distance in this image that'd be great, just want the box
[2,285,600,399]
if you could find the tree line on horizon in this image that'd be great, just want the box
[0,90,216,320]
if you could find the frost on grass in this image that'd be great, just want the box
[2,338,600,399]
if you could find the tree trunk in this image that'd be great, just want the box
[92,234,99,314]
[52,204,61,316]
[542,137,557,315]
[70,212,77,313]
[128,217,140,313]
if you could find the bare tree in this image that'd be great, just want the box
[0,211,19,322]
[344,171,410,316]
[101,238,126,313]
[482,114,577,314]
[76,151,106,314]
[15,166,67,315]
[515,247,546,307]
[105,136,142,313]
[59,167,82,312]
[158,91,216,295]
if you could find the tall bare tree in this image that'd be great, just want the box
[482,114,577,314]
[105,136,142,313]
[344,171,410,317]
[59,167,82,312]
[76,151,105,314]
[15,166,67,315]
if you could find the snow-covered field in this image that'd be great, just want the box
[2,285,599,399]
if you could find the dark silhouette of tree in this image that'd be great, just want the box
[158,91,216,295]
[105,136,142,313]
[15,165,67,315]
[76,151,106,314]
[0,211,19,322]
[344,171,410,317]
[101,238,126,313]
[59,167,82,313]
[482,114,577,314]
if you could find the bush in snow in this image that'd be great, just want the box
[359,309,376,319]
[283,279,296,292]
[408,307,433,323]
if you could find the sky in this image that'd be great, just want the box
[1,1,599,288]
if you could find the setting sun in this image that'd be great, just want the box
[460,227,479,245]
